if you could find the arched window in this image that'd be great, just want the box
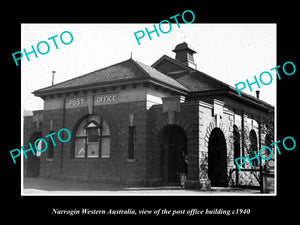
[249,129,258,167]
[73,114,110,158]
[233,125,241,166]
[264,133,273,158]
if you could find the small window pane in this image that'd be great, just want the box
[102,120,110,135]
[101,137,110,158]
[87,128,99,142]
[87,143,99,158]
[75,138,85,158]
[128,126,135,159]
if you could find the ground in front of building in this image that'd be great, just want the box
[23,177,261,195]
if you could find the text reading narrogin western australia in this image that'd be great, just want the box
[51,208,250,216]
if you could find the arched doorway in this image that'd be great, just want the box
[25,131,42,177]
[159,125,187,185]
[208,128,227,187]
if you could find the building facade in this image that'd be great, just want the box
[24,42,274,189]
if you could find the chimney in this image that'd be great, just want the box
[52,71,56,86]
[256,90,260,99]
[172,42,197,69]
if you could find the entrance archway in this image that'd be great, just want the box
[208,128,227,186]
[25,131,42,177]
[159,125,187,185]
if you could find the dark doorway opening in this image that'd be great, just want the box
[208,128,228,187]
[159,125,187,185]
[25,131,42,177]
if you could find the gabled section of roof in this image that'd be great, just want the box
[133,60,190,92]
[33,58,190,97]
[152,54,193,72]
[152,55,232,92]
[152,54,274,110]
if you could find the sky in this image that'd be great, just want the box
[21,23,276,111]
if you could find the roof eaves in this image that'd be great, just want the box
[172,42,197,53]
[33,58,136,95]
[227,87,274,110]
[191,89,274,111]
[32,77,149,97]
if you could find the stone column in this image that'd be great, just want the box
[185,100,213,190]
[198,101,214,190]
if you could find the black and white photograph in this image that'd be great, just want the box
[4,5,298,221]
[21,23,276,196]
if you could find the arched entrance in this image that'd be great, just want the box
[25,131,42,177]
[208,128,227,187]
[159,125,187,185]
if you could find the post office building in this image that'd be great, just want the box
[24,42,274,189]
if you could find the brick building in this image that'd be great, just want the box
[24,42,274,189]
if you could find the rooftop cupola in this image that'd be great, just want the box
[172,42,197,69]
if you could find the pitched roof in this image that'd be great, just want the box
[152,55,274,110]
[152,55,232,91]
[134,60,189,92]
[33,58,190,96]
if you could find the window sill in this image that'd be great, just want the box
[126,158,136,163]
[72,157,110,159]
[46,158,54,162]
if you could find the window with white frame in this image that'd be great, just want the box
[74,114,111,158]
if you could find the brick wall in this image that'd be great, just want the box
[37,100,150,185]
[24,96,272,188]
[146,100,201,186]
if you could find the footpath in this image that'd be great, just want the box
[23,177,261,195]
